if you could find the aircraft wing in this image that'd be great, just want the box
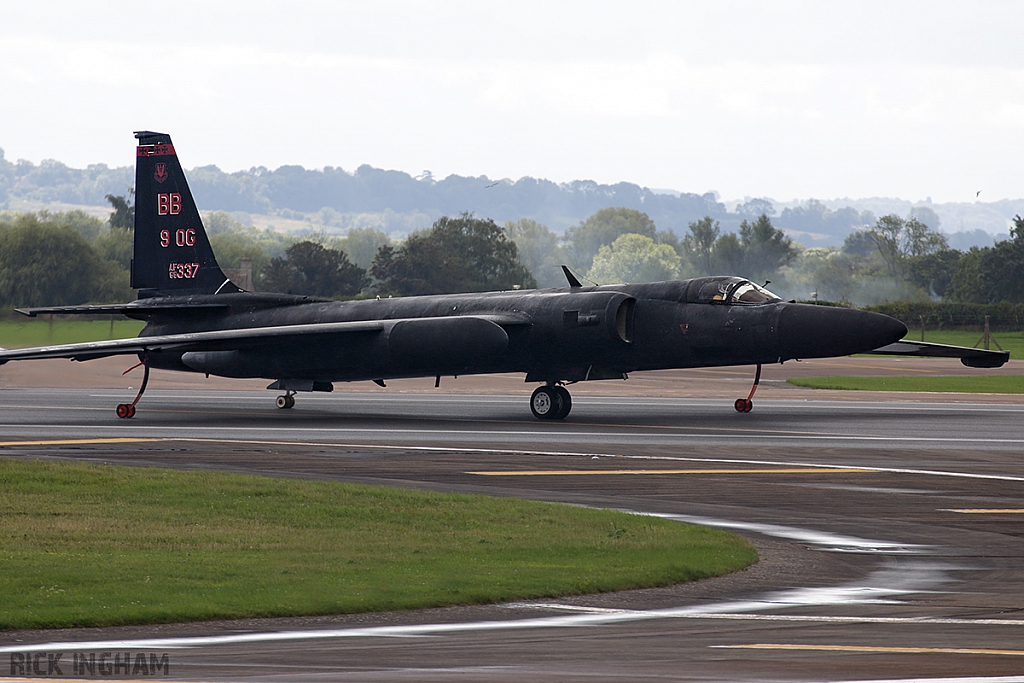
[866,340,1010,368]
[0,314,529,365]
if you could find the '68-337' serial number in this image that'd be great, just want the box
[168,263,200,279]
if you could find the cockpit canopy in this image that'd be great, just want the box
[686,276,782,305]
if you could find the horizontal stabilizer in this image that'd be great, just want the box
[16,303,230,318]
[867,339,1010,368]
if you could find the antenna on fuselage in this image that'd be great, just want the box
[561,265,600,288]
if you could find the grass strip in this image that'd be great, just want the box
[788,375,1024,393]
[892,330,1024,359]
[0,318,145,347]
[0,459,757,629]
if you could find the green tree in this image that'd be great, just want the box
[867,214,948,278]
[949,247,984,303]
[587,234,681,284]
[0,215,130,306]
[808,251,858,302]
[371,213,536,296]
[737,214,799,283]
[28,209,106,242]
[209,232,271,287]
[906,249,962,299]
[735,198,776,218]
[204,211,249,235]
[94,227,134,270]
[683,216,720,275]
[564,208,657,270]
[93,193,136,270]
[713,232,745,275]
[105,192,134,231]
[504,218,566,288]
[336,227,391,270]
[970,215,1024,303]
[842,230,877,258]
[263,241,367,297]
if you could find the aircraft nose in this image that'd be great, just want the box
[777,304,907,360]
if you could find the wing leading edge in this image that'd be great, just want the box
[0,314,530,365]
[867,340,1010,368]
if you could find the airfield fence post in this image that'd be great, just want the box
[974,315,1004,351]
[920,315,925,342]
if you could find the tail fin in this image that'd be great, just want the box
[132,131,240,298]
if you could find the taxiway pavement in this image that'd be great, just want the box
[2,385,1024,682]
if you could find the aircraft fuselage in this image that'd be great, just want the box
[137,278,907,387]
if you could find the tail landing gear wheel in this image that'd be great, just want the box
[115,362,148,418]
[276,394,296,409]
[553,386,572,419]
[735,363,761,414]
[530,386,563,420]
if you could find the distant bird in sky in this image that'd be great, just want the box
[977,190,982,197]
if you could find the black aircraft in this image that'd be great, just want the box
[0,132,1010,419]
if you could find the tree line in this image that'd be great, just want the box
[3,148,1017,247]
[3,197,1024,315]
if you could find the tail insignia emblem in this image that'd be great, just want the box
[154,162,168,183]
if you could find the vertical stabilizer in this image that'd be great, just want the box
[132,131,239,297]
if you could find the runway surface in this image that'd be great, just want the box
[3,387,1024,682]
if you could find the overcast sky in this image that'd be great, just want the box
[2,1,1023,203]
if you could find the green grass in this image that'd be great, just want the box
[788,375,1024,393]
[0,460,757,629]
[0,318,145,348]
[896,329,1024,359]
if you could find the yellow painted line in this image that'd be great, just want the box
[0,438,160,447]
[717,643,1024,656]
[468,468,864,476]
[943,508,1024,514]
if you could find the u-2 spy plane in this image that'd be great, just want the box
[0,132,1010,419]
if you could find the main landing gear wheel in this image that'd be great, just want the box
[553,385,572,419]
[275,393,296,409]
[734,363,761,414]
[115,403,136,418]
[530,385,572,420]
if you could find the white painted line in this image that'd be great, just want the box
[0,562,961,653]
[826,678,1024,683]
[509,607,1024,628]
[716,643,1024,656]
[642,512,928,553]
[8,606,1022,654]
